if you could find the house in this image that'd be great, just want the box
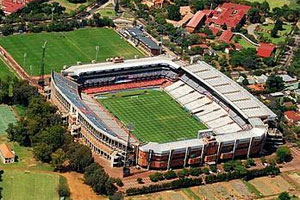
[205,3,251,30]
[0,144,15,164]
[2,0,35,15]
[186,11,207,33]
[122,28,162,56]
[278,74,297,85]
[284,111,300,125]
[218,30,233,43]
[248,84,265,92]
[257,43,276,58]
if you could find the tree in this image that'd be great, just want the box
[167,5,181,21]
[33,142,52,163]
[247,8,261,23]
[51,148,66,171]
[67,143,94,172]
[260,1,270,14]
[278,192,291,200]
[221,23,227,30]
[164,170,177,180]
[276,146,292,163]
[115,0,119,13]
[266,75,284,93]
[109,192,123,200]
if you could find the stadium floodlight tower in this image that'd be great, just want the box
[123,122,134,177]
[38,41,47,88]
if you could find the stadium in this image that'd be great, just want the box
[50,56,276,170]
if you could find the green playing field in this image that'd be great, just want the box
[0,105,17,134]
[0,28,143,76]
[99,89,207,143]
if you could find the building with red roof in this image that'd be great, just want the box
[284,111,300,125]
[2,0,34,14]
[218,30,233,43]
[0,144,15,164]
[209,26,221,36]
[186,11,207,33]
[205,3,251,29]
[257,43,276,58]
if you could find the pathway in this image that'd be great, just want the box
[247,23,259,40]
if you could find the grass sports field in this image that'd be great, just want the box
[0,170,59,200]
[99,89,206,143]
[0,105,17,134]
[0,28,143,76]
[0,59,15,79]
[246,0,292,10]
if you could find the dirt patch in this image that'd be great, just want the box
[61,172,103,200]
[249,175,294,196]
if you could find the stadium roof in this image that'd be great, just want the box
[126,28,161,50]
[64,56,180,76]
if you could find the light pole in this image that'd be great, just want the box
[95,45,99,61]
[51,7,55,21]
[29,65,32,76]
[23,53,27,68]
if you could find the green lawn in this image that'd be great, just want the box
[99,89,207,143]
[0,58,15,79]
[257,24,292,44]
[0,28,143,76]
[0,170,59,200]
[246,0,291,10]
[98,8,116,18]
[233,36,257,49]
[51,0,89,13]
[0,105,17,134]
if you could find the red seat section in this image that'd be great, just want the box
[83,79,170,94]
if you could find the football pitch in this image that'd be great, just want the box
[0,170,59,200]
[0,28,143,76]
[99,89,207,143]
[0,105,17,134]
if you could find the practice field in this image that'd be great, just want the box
[0,105,17,134]
[246,0,292,10]
[99,89,207,143]
[0,28,143,76]
[0,170,59,200]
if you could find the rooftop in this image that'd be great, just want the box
[284,111,300,122]
[0,144,14,159]
[218,30,233,43]
[257,43,276,58]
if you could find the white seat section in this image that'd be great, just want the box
[186,97,212,111]
[200,109,227,123]
[194,102,219,116]
[214,123,242,134]
[195,71,219,80]
[207,116,233,129]
[234,99,261,110]
[177,92,203,105]
[165,80,184,92]
[172,85,194,99]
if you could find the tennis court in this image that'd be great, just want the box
[0,105,17,134]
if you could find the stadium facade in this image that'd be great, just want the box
[50,56,276,170]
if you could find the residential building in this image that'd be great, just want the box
[284,111,300,125]
[257,43,276,58]
[0,144,15,164]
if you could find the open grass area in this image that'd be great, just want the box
[98,7,116,18]
[51,0,89,13]
[233,36,257,49]
[0,58,15,79]
[0,105,17,134]
[0,28,143,76]
[0,170,59,200]
[256,24,292,44]
[246,0,292,10]
[99,89,207,143]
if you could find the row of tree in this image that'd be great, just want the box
[0,13,114,36]
[126,165,280,196]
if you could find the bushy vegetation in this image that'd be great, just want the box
[276,146,292,163]
[128,165,280,196]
